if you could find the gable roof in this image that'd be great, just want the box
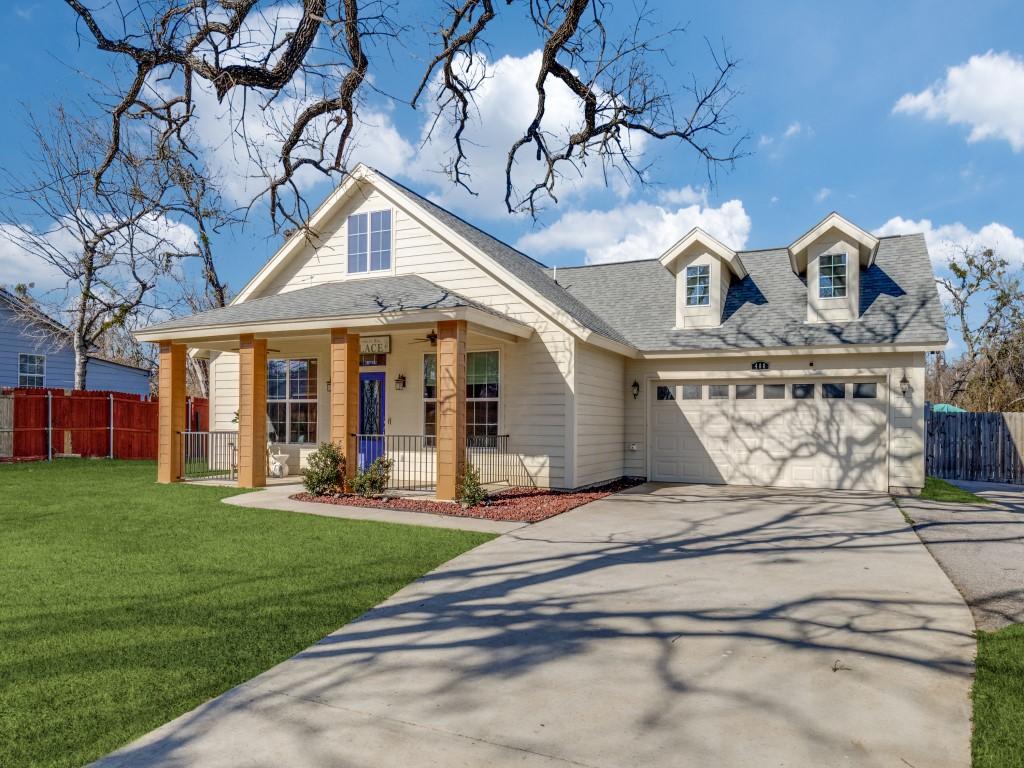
[658,228,747,279]
[788,212,880,273]
[231,164,631,350]
[550,233,947,353]
[137,275,530,340]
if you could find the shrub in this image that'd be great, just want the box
[351,456,393,498]
[456,462,487,507]
[302,442,346,496]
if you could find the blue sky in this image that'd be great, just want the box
[1,1,1022,353]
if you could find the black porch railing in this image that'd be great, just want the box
[354,433,533,492]
[181,430,237,481]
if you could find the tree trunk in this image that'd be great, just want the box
[73,333,88,390]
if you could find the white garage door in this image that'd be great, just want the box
[650,380,886,491]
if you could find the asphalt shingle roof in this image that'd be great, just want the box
[141,275,512,333]
[548,233,947,352]
[373,170,631,346]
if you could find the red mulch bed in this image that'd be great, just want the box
[290,477,645,523]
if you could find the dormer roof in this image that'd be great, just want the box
[787,212,879,274]
[657,227,748,279]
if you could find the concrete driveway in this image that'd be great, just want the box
[94,484,974,768]
[901,480,1024,630]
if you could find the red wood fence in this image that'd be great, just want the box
[0,388,208,461]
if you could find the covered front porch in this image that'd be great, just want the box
[144,290,536,500]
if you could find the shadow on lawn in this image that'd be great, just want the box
[93,485,977,768]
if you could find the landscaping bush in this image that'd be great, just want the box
[457,462,487,507]
[352,456,394,498]
[302,442,346,496]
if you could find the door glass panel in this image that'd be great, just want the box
[681,385,702,400]
[360,378,382,433]
[763,384,786,399]
[656,385,675,401]
[735,384,756,399]
[822,383,845,399]
[709,385,730,399]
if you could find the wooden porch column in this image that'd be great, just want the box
[237,334,267,488]
[330,328,359,487]
[157,341,186,483]
[436,320,467,500]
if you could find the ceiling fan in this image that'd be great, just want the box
[412,331,438,346]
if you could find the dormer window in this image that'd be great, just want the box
[819,253,847,299]
[347,210,392,273]
[685,265,711,306]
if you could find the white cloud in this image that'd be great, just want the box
[783,121,803,139]
[657,186,707,206]
[894,51,1024,151]
[406,50,648,218]
[814,187,832,203]
[769,195,780,204]
[0,225,64,289]
[874,216,1024,268]
[516,198,751,264]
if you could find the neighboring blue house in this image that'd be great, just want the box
[0,288,151,395]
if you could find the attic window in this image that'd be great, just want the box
[685,265,710,306]
[819,253,847,299]
[347,210,392,273]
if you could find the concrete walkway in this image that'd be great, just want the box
[94,484,974,768]
[222,483,527,534]
[902,480,1024,630]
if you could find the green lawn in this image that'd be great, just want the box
[919,476,992,504]
[0,459,493,768]
[974,624,1024,768]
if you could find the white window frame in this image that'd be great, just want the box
[346,208,395,277]
[18,353,45,388]
[819,252,847,299]
[423,350,500,445]
[685,264,711,306]
[266,358,319,444]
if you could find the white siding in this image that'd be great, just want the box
[222,186,574,487]
[574,341,626,487]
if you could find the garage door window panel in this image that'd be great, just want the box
[792,383,815,399]
[823,383,846,399]
[709,384,730,399]
[853,382,877,398]
[656,385,676,401]
[763,384,786,399]
[735,384,756,400]
[681,384,702,400]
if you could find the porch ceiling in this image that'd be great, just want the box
[134,275,533,345]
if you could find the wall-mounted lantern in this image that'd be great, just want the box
[395,374,407,391]
[899,374,910,397]
[631,380,640,399]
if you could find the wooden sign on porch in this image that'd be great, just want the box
[360,335,391,354]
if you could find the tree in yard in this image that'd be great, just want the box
[935,245,1024,411]
[64,0,745,232]
[0,107,197,390]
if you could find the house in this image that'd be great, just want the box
[1,288,151,395]
[136,165,947,498]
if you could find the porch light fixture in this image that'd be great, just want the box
[631,380,640,399]
[899,374,910,397]
[395,374,407,391]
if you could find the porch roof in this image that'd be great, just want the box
[135,275,533,343]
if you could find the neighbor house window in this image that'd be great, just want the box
[424,351,499,445]
[267,359,318,443]
[347,210,392,273]
[686,265,710,306]
[819,253,847,298]
[18,353,44,387]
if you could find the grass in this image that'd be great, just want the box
[0,459,493,768]
[973,624,1024,767]
[919,476,992,505]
